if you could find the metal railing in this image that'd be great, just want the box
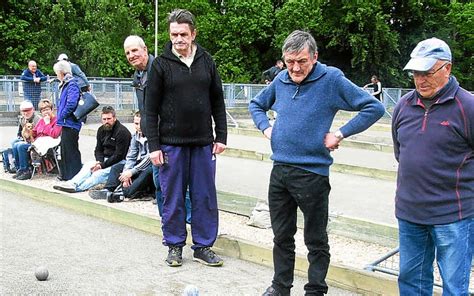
[365,247,474,294]
[0,77,410,118]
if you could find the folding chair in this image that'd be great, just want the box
[29,136,61,179]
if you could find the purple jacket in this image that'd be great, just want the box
[56,75,82,131]
[392,76,474,225]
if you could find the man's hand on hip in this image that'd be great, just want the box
[263,127,272,140]
[324,133,342,151]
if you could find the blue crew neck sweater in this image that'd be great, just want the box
[249,62,385,176]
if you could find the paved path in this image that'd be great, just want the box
[0,189,359,295]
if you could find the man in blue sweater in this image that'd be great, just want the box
[393,37,473,295]
[249,30,384,296]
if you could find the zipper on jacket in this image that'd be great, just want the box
[421,109,428,131]
[292,86,300,99]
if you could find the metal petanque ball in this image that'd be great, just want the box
[35,266,49,281]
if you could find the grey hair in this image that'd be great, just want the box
[53,60,71,75]
[168,9,196,32]
[282,30,318,57]
[124,35,146,49]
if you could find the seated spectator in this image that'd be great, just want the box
[89,111,154,202]
[7,101,41,177]
[13,99,62,180]
[53,106,131,193]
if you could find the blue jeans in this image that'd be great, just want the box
[69,161,123,192]
[398,218,473,296]
[12,140,31,172]
[153,164,191,224]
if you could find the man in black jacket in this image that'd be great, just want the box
[54,106,131,193]
[145,9,227,268]
[124,35,192,221]
[262,60,284,84]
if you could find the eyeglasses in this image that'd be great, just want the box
[408,62,450,78]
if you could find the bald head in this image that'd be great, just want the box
[124,35,149,71]
[28,60,37,73]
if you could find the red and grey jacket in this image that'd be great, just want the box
[392,76,474,225]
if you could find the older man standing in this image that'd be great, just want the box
[56,53,90,92]
[124,35,192,221]
[392,37,473,295]
[249,30,384,296]
[145,9,227,268]
[123,35,154,136]
[20,60,47,109]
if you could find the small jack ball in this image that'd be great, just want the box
[35,266,49,281]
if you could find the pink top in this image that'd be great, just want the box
[33,116,62,139]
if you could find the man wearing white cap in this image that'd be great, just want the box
[3,101,41,176]
[392,37,473,295]
[57,53,90,92]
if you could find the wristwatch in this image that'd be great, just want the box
[334,130,344,140]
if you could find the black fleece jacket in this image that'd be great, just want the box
[145,41,227,152]
[94,119,132,169]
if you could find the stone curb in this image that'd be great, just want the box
[0,179,399,295]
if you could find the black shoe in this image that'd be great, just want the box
[262,286,282,296]
[53,183,77,193]
[107,192,124,203]
[165,246,183,267]
[89,189,111,200]
[193,247,223,267]
[7,167,17,174]
[16,171,32,180]
[12,169,24,179]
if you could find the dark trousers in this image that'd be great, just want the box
[105,163,154,198]
[159,144,218,249]
[269,165,331,296]
[59,127,82,181]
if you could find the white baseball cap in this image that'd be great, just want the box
[403,38,452,71]
[20,100,34,111]
[57,53,69,61]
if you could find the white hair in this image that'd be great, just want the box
[53,60,71,75]
[124,35,146,49]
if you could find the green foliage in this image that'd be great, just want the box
[0,0,472,88]
[447,2,474,89]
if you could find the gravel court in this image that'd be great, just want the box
[1,190,359,295]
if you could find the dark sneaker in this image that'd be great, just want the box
[193,247,223,267]
[262,286,282,296]
[107,192,124,203]
[53,183,77,193]
[89,189,111,200]
[165,246,183,267]
[16,171,32,180]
